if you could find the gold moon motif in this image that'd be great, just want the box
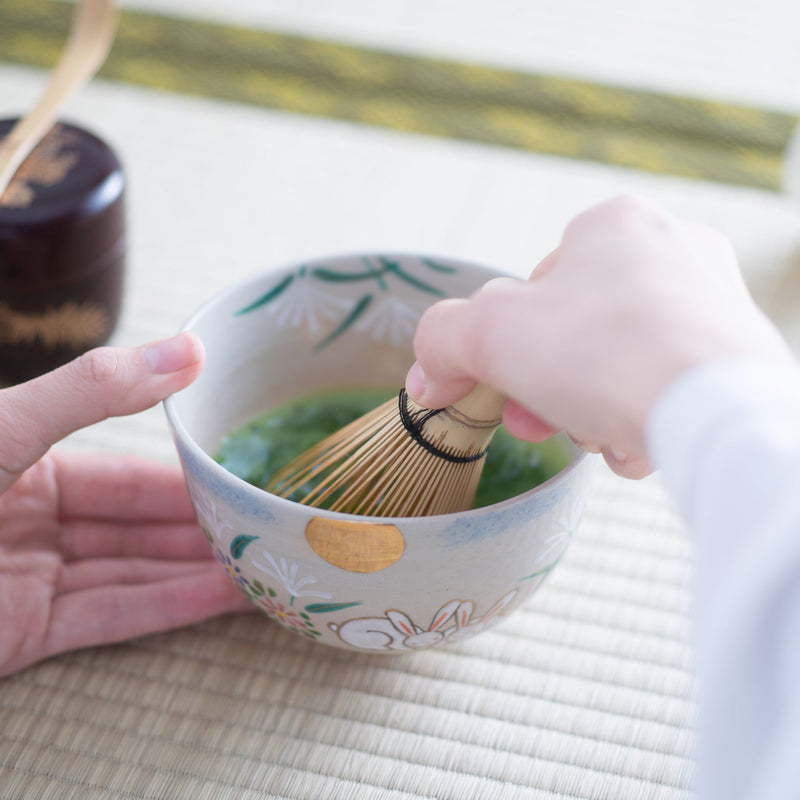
[305,517,405,573]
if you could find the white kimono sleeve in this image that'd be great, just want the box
[647,358,800,800]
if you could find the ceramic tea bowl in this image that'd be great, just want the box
[164,253,594,653]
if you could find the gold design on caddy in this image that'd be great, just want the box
[0,300,110,347]
[306,516,405,573]
[0,124,78,208]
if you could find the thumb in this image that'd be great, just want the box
[405,297,480,410]
[405,278,531,410]
[0,332,204,491]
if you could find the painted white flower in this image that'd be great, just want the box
[533,529,570,565]
[558,495,587,537]
[353,295,420,346]
[533,498,586,565]
[188,483,232,541]
[253,551,333,599]
[268,278,352,334]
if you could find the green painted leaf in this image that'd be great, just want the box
[314,294,373,351]
[235,273,295,315]
[361,256,389,289]
[420,257,457,274]
[521,568,549,581]
[268,586,277,598]
[304,601,362,614]
[521,554,563,581]
[379,257,446,296]
[310,266,378,282]
[230,534,259,559]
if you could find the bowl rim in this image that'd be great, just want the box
[163,251,593,527]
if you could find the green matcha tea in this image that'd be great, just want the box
[215,388,570,510]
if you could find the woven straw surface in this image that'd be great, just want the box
[2,466,696,800]
[1,3,800,796]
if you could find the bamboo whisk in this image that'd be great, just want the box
[265,384,505,517]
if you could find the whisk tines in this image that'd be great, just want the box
[265,385,505,517]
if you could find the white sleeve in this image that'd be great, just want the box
[646,358,800,800]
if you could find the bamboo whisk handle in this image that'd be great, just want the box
[449,384,505,426]
[404,384,505,458]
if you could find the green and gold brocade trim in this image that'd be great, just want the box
[1,0,797,189]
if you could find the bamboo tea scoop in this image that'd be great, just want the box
[0,0,118,202]
[266,384,506,517]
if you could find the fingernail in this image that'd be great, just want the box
[610,448,628,464]
[405,362,426,400]
[143,333,204,374]
[568,434,602,454]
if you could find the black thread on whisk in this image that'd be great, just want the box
[397,389,489,464]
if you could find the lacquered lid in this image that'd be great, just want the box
[0,118,125,288]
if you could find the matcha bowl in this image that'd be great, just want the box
[164,253,594,652]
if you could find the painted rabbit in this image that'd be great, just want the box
[329,599,461,651]
[447,589,519,643]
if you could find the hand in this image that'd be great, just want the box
[0,334,250,677]
[406,195,792,478]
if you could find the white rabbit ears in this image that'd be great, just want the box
[484,589,518,621]
[429,600,461,631]
[384,593,518,639]
[386,610,419,637]
[386,599,461,636]
[455,601,475,628]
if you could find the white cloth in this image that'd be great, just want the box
[647,358,800,800]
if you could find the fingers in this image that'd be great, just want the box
[405,359,476,411]
[501,398,557,442]
[57,557,217,594]
[406,278,534,410]
[0,333,204,492]
[567,432,653,478]
[44,568,252,661]
[405,297,478,409]
[406,265,656,477]
[602,449,653,479]
[53,452,196,521]
[527,247,560,281]
[58,520,213,562]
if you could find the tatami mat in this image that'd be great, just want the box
[1,1,798,188]
[1,2,799,797]
[1,466,696,800]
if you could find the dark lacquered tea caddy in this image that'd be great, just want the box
[0,118,125,385]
